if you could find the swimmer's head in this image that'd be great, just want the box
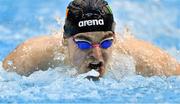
[63,0,116,78]
[63,0,116,38]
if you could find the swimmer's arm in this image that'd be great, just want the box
[116,36,180,76]
[2,35,63,76]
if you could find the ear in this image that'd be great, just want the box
[62,38,68,46]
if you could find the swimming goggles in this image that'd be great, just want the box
[73,37,113,50]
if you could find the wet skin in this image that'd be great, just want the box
[2,31,180,77]
[65,31,115,77]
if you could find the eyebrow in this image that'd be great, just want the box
[74,32,114,42]
[74,35,92,42]
[101,33,114,41]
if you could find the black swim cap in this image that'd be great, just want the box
[63,0,116,38]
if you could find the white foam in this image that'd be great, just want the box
[77,69,100,79]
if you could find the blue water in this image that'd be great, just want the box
[0,0,180,103]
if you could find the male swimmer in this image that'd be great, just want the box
[2,0,180,78]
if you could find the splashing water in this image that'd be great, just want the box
[0,0,180,103]
[1,59,180,103]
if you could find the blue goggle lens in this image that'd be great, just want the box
[100,39,113,49]
[75,39,113,50]
[76,41,92,50]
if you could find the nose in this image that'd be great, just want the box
[89,45,105,77]
[91,44,103,61]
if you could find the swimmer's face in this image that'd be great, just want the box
[65,31,115,77]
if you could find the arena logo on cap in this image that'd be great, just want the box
[78,19,104,27]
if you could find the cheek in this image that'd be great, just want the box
[68,42,79,63]
[67,39,87,66]
[102,49,113,64]
[72,48,88,65]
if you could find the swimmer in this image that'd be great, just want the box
[2,0,180,77]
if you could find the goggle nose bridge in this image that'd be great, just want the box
[92,44,100,48]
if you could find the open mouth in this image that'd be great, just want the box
[88,62,103,71]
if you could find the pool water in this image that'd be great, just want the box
[0,62,180,103]
[0,0,180,103]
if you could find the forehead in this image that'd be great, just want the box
[74,31,114,41]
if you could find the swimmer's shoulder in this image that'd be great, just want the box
[2,34,64,76]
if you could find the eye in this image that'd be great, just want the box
[74,39,92,50]
[100,37,113,49]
